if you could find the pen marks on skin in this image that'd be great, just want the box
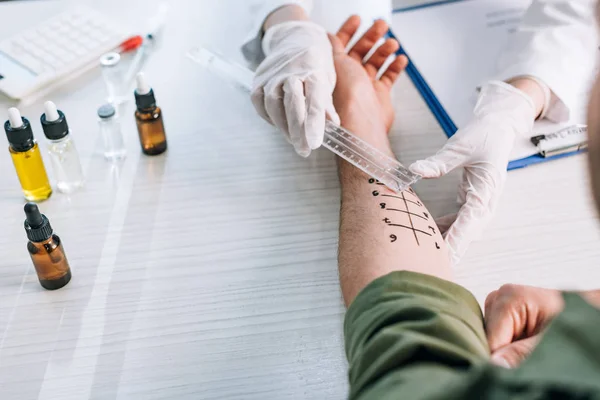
[381,194,422,207]
[401,192,419,245]
[368,178,386,187]
[369,179,439,249]
[387,224,433,237]
[387,208,428,221]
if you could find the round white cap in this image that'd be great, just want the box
[7,107,23,129]
[135,72,151,95]
[44,101,60,122]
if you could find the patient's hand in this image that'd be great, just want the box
[330,17,408,153]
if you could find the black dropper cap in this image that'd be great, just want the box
[134,73,157,111]
[4,117,35,152]
[24,203,53,243]
[41,110,69,141]
[134,88,156,111]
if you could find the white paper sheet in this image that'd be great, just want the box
[392,0,593,162]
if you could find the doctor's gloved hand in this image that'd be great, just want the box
[252,21,339,157]
[410,81,536,265]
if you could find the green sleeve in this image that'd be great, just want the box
[345,272,600,399]
[344,271,490,399]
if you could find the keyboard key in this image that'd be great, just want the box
[39,51,59,64]
[70,17,85,27]
[22,31,38,41]
[45,56,64,69]
[58,24,70,34]
[61,52,76,63]
[70,45,87,56]
[20,41,37,54]
[52,46,69,59]
[31,37,50,49]
[13,53,46,74]
[49,21,64,31]
[89,30,109,43]
[81,39,101,50]
[8,42,24,56]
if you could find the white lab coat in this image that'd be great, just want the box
[243,0,598,123]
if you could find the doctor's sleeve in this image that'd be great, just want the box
[495,0,599,123]
[241,0,314,66]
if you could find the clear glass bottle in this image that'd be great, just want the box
[41,101,85,193]
[97,103,127,161]
[47,136,85,193]
[100,52,128,105]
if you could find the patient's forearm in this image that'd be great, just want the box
[338,162,452,306]
[264,4,309,31]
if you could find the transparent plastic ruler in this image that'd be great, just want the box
[187,47,420,192]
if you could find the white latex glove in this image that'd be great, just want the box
[252,21,340,157]
[410,81,536,265]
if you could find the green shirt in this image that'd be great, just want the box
[344,271,600,399]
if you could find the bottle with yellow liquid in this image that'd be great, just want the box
[4,108,52,201]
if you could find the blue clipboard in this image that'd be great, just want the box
[390,2,586,170]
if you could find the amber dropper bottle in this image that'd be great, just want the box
[134,72,167,155]
[24,203,72,290]
[4,108,52,201]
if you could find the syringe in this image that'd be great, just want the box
[187,47,420,193]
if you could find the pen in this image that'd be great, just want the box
[531,125,588,158]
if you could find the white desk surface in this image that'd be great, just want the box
[1,1,599,399]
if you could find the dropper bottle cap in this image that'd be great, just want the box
[134,72,156,111]
[24,202,53,242]
[4,108,35,152]
[40,101,70,140]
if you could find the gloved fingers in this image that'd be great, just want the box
[457,172,469,205]
[336,15,361,48]
[251,85,273,126]
[364,38,400,79]
[444,171,498,264]
[326,103,341,126]
[434,213,457,236]
[348,19,389,62]
[283,77,310,156]
[304,77,330,150]
[409,143,471,178]
[443,204,485,265]
[265,81,308,155]
[379,55,409,88]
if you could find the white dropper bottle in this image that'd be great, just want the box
[41,101,85,193]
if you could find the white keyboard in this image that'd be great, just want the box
[0,7,129,99]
